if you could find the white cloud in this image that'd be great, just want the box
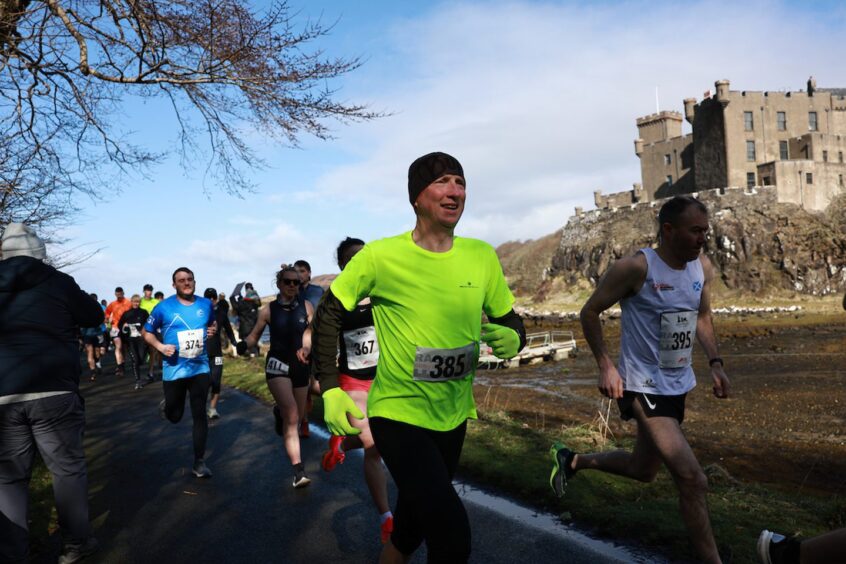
[308,0,846,244]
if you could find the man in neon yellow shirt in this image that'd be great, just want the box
[312,152,525,563]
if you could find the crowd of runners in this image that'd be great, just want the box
[1,151,843,564]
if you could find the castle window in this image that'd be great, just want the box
[840,174,844,187]
[806,172,813,184]
[746,140,756,161]
[809,111,818,131]
[664,154,671,165]
[840,151,843,163]
[777,112,786,131]
[666,175,673,186]
[746,172,756,188]
[779,141,789,160]
[744,111,754,131]
[823,150,828,162]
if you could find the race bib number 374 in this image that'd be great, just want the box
[177,329,204,359]
[413,343,476,382]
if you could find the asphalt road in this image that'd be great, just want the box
[35,367,656,564]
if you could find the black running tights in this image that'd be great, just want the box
[369,417,469,563]
[125,337,145,381]
[162,374,210,460]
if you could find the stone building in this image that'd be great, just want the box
[594,77,846,212]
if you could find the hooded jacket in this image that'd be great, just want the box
[0,256,103,396]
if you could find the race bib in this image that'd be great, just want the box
[128,325,141,338]
[343,326,379,370]
[109,327,119,338]
[413,343,476,382]
[266,356,289,375]
[177,328,204,359]
[214,356,224,366]
[659,311,697,368]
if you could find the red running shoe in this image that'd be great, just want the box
[380,516,394,544]
[321,435,345,472]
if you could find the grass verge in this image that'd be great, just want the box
[225,358,846,562]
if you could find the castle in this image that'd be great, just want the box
[586,78,846,214]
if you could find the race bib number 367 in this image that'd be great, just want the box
[177,329,204,359]
[343,326,379,370]
[659,310,697,368]
[413,343,476,382]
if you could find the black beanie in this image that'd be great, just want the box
[408,152,464,205]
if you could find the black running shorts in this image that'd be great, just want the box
[618,391,687,424]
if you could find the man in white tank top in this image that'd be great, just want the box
[550,196,730,564]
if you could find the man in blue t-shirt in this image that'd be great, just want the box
[143,266,217,478]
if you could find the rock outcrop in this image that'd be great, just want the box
[502,186,846,300]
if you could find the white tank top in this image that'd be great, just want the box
[618,248,704,396]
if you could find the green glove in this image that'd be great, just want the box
[481,322,521,359]
[322,387,364,436]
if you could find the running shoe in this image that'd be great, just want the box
[380,516,394,544]
[272,405,283,436]
[115,365,124,377]
[757,529,800,564]
[549,442,577,498]
[321,435,346,472]
[58,536,99,564]
[192,459,213,478]
[292,470,311,488]
[207,407,220,420]
[158,398,167,420]
[146,373,155,384]
[134,382,142,390]
[300,418,310,439]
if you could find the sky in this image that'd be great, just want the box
[53,0,846,300]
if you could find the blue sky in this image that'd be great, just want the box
[56,0,846,300]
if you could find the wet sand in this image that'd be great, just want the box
[474,313,846,496]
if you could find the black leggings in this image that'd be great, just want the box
[369,417,469,563]
[125,337,145,381]
[162,374,210,460]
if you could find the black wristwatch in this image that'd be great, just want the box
[708,357,724,367]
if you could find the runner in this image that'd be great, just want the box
[295,259,324,309]
[118,294,150,390]
[311,152,526,562]
[81,293,106,382]
[315,237,393,543]
[143,267,217,478]
[550,195,729,564]
[104,287,132,376]
[203,288,237,419]
[140,284,161,381]
[294,259,323,439]
[230,282,260,357]
[239,266,314,488]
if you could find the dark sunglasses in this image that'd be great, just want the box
[281,279,300,286]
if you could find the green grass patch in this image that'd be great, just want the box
[224,358,843,563]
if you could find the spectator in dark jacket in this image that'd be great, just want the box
[0,223,103,564]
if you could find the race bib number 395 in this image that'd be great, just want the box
[413,343,476,382]
[659,310,697,368]
[177,329,204,359]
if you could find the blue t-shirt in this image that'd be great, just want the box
[299,283,324,309]
[144,295,215,381]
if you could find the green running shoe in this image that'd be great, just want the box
[549,442,577,498]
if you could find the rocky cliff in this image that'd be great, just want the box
[499,187,846,301]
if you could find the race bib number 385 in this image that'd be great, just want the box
[177,329,204,359]
[659,310,697,368]
[413,343,476,382]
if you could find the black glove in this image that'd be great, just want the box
[236,341,248,356]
